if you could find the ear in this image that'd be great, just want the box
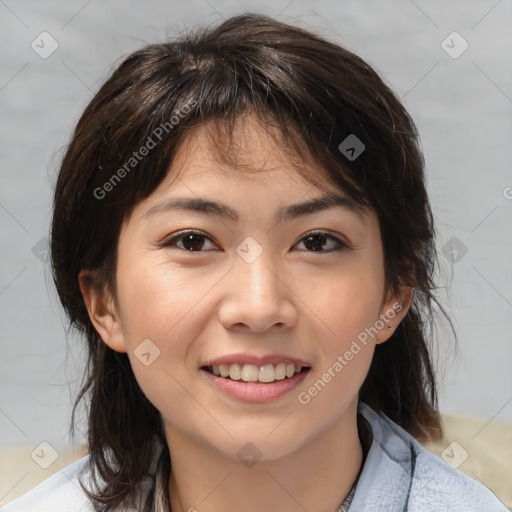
[375,285,414,344]
[78,269,128,353]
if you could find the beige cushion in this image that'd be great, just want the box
[1,415,511,508]
[422,414,512,509]
[0,444,87,506]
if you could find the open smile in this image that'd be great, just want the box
[200,364,311,403]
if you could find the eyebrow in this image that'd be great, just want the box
[143,192,366,224]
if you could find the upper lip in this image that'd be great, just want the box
[201,353,311,368]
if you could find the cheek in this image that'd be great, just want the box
[297,291,379,426]
[302,266,383,397]
[114,256,217,413]
[115,253,213,343]
[316,261,384,343]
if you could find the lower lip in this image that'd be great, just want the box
[200,368,310,403]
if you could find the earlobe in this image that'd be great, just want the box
[78,269,128,353]
[375,286,414,344]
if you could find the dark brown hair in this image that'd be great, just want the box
[51,13,452,511]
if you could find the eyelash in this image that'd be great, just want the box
[160,229,351,254]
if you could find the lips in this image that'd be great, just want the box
[202,354,311,368]
[199,353,311,400]
[200,365,310,403]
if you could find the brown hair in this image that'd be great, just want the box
[51,13,452,511]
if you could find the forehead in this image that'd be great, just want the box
[126,111,372,229]
[172,112,329,186]
[135,114,369,226]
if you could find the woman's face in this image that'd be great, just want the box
[85,114,409,461]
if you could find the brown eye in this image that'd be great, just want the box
[180,233,207,251]
[162,231,216,252]
[303,234,328,251]
[296,232,349,253]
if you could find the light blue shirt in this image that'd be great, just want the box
[350,403,508,511]
[2,402,508,511]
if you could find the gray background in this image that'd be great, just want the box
[1,0,511,454]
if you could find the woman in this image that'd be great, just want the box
[4,13,508,512]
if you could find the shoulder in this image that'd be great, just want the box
[1,454,157,512]
[349,403,508,512]
[410,447,507,511]
[1,455,94,512]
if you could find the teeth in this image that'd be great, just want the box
[241,364,258,382]
[229,363,242,381]
[274,363,286,380]
[209,363,306,383]
[258,364,274,383]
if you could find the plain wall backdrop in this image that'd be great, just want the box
[1,0,511,456]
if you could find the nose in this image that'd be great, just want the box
[217,250,298,334]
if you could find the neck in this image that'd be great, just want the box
[166,402,363,512]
